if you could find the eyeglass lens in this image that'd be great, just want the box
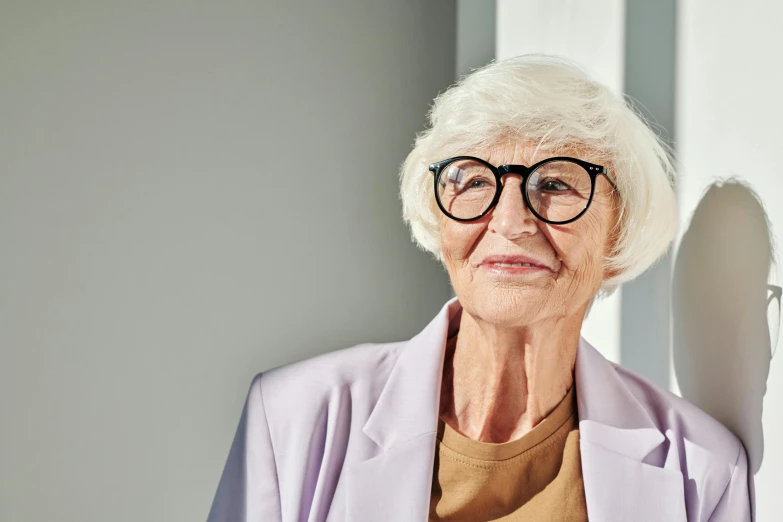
[436,159,593,222]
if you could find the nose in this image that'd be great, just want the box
[487,175,538,239]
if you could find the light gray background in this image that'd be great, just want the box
[0,2,457,520]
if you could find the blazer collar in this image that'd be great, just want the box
[361,297,460,449]
[349,297,686,522]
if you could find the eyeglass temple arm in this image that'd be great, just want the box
[601,168,618,191]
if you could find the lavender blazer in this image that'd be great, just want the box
[207,298,752,522]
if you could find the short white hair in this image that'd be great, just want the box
[399,54,677,297]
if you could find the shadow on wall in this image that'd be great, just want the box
[672,179,780,517]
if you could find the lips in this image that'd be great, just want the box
[478,255,555,272]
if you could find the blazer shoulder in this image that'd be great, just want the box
[257,340,405,408]
[612,362,743,466]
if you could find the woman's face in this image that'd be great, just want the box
[439,141,619,327]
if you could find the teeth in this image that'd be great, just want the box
[493,262,535,267]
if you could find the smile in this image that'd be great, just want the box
[481,262,552,275]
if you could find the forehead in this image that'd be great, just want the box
[473,139,596,166]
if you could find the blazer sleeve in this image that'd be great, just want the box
[708,441,752,522]
[207,373,283,522]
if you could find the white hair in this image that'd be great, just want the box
[399,54,677,297]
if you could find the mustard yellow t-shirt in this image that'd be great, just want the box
[429,384,588,521]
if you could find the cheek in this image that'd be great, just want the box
[439,217,485,265]
[548,211,611,282]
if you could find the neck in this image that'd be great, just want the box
[439,305,585,443]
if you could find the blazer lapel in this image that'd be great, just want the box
[345,299,461,522]
[575,337,687,521]
[345,433,439,521]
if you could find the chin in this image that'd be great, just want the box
[465,288,552,327]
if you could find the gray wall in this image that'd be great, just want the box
[619,0,677,388]
[0,2,455,521]
[456,0,496,79]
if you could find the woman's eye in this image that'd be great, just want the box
[540,179,571,191]
[456,178,490,193]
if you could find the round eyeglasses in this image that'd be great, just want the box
[429,156,617,224]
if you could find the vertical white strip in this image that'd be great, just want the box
[496,0,625,89]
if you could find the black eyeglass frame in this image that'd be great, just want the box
[429,155,618,225]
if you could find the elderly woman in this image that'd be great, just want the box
[207,55,751,522]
